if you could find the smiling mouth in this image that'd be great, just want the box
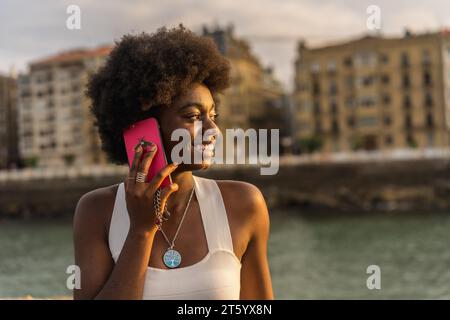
[192,142,215,153]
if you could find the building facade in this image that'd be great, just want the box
[202,25,288,136]
[293,30,450,154]
[0,73,18,169]
[17,46,111,168]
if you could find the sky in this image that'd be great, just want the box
[1,0,450,91]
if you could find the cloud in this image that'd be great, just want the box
[0,0,447,90]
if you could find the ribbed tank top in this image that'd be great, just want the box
[108,175,242,299]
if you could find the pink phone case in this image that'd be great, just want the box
[123,117,172,188]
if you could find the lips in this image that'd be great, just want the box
[193,143,215,153]
[193,142,215,156]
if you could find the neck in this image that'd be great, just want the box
[165,169,195,217]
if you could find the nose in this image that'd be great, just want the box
[203,118,220,141]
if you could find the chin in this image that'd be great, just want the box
[188,163,212,171]
[187,152,214,171]
[189,145,215,170]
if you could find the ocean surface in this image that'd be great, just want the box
[1,210,450,299]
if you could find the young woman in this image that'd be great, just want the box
[73,24,274,300]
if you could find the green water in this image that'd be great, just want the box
[1,211,450,299]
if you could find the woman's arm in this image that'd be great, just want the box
[239,185,274,300]
[73,143,178,300]
[73,189,157,300]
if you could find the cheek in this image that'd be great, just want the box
[161,124,195,154]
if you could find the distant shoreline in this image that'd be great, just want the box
[2,159,450,218]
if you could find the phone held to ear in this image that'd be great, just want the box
[123,117,172,188]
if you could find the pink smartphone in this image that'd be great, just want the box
[123,117,172,188]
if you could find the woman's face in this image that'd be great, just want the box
[156,82,220,171]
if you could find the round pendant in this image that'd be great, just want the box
[163,249,182,268]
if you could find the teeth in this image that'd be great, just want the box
[193,144,215,153]
[194,144,203,152]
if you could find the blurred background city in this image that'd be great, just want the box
[2,0,450,299]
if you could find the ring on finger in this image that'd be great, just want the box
[135,172,147,183]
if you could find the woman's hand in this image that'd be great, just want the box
[124,141,179,234]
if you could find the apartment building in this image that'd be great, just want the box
[293,30,450,153]
[202,25,287,135]
[17,46,111,168]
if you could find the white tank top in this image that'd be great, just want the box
[108,175,242,299]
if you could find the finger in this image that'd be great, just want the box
[159,183,179,208]
[137,142,157,180]
[127,142,144,187]
[147,162,179,193]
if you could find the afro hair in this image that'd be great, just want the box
[86,24,231,165]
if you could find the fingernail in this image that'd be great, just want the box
[149,142,157,151]
[172,162,179,167]
[135,144,142,152]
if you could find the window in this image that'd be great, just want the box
[347,116,355,127]
[384,115,392,126]
[327,60,336,72]
[404,115,412,129]
[426,132,434,147]
[381,74,390,84]
[354,52,376,66]
[345,96,355,108]
[426,113,434,128]
[331,119,339,133]
[422,49,431,66]
[346,76,353,89]
[72,97,81,106]
[359,75,374,87]
[312,81,320,95]
[425,93,433,107]
[296,81,308,92]
[343,57,353,68]
[402,74,411,88]
[385,135,393,145]
[401,52,410,68]
[360,96,376,107]
[332,138,340,152]
[313,101,321,114]
[314,120,322,133]
[302,101,312,112]
[359,116,377,127]
[382,94,391,105]
[423,71,432,86]
[299,122,311,131]
[403,95,412,109]
[329,80,337,95]
[330,101,338,114]
[379,54,389,64]
[406,134,416,147]
[310,62,320,74]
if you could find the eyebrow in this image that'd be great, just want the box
[179,101,216,112]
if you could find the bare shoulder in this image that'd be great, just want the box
[215,180,269,235]
[73,183,120,237]
[216,180,266,211]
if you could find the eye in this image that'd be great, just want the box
[185,113,201,121]
[210,112,219,122]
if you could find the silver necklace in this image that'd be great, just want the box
[154,186,195,268]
